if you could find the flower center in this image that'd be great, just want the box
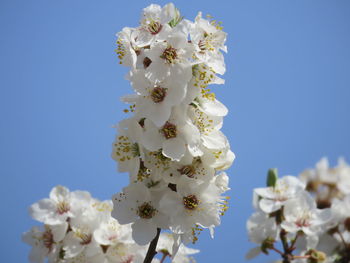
[160,46,178,64]
[150,87,167,103]
[198,34,215,52]
[295,212,311,228]
[42,228,54,251]
[178,165,196,178]
[183,195,199,210]
[147,20,163,35]
[56,201,70,215]
[75,230,92,245]
[114,136,139,162]
[295,218,311,228]
[138,202,156,219]
[122,255,134,263]
[161,122,177,139]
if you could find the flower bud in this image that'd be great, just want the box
[266,168,278,187]
[306,249,327,263]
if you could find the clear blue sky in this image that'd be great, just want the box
[1,0,349,262]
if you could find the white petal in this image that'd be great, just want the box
[281,221,299,234]
[159,191,183,217]
[49,185,70,202]
[201,130,228,150]
[259,199,282,213]
[199,98,228,117]
[167,32,187,49]
[245,247,261,260]
[314,208,332,225]
[254,187,275,199]
[28,248,46,263]
[29,199,58,224]
[63,232,84,258]
[131,220,157,245]
[162,138,186,161]
[85,241,102,257]
[143,101,172,128]
[142,119,163,150]
[306,235,319,249]
[51,223,68,242]
[111,194,137,224]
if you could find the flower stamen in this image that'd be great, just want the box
[160,46,178,64]
[150,87,167,103]
[178,165,196,178]
[138,202,156,219]
[183,195,199,210]
[56,201,70,215]
[147,20,163,35]
[161,122,177,139]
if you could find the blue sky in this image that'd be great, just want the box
[1,0,349,262]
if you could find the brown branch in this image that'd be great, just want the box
[143,228,161,263]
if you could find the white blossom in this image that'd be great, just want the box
[281,192,331,248]
[159,177,222,234]
[29,185,92,225]
[112,183,169,245]
[22,224,67,263]
[254,176,306,213]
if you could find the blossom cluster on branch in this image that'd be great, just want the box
[111,2,234,249]
[247,158,350,263]
[22,186,199,263]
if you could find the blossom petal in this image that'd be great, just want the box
[131,220,157,245]
[162,137,186,161]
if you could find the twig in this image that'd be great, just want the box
[159,252,169,263]
[292,255,311,259]
[280,229,290,254]
[336,229,348,248]
[279,229,292,263]
[289,232,300,252]
[143,228,161,263]
[271,246,284,256]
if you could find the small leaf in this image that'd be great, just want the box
[266,168,278,187]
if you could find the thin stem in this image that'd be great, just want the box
[336,229,348,248]
[271,247,284,256]
[280,229,290,254]
[143,228,161,263]
[159,252,169,263]
[292,255,311,259]
[289,232,300,252]
[279,229,292,263]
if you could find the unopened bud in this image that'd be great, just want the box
[306,249,327,263]
[266,168,278,187]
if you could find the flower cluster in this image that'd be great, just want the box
[111,3,234,248]
[247,158,350,263]
[22,185,199,263]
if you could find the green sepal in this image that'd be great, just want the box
[266,168,278,187]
